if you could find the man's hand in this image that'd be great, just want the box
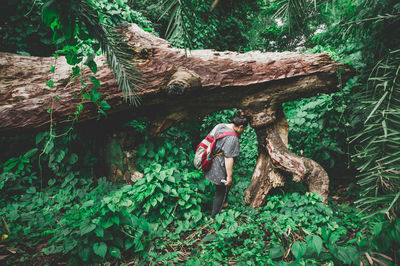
[225,175,233,186]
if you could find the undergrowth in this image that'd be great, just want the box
[0,113,399,265]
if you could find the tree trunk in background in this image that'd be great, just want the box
[0,23,352,205]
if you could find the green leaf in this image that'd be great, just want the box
[86,60,98,74]
[90,87,101,103]
[158,147,166,158]
[55,149,66,163]
[167,175,175,182]
[69,153,79,165]
[137,145,147,157]
[73,66,80,76]
[93,242,107,259]
[311,235,323,255]
[159,171,166,181]
[42,5,57,26]
[270,245,284,259]
[202,234,217,243]
[78,246,91,262]
[291,241,307,259]
[82,93,90,100]
[109,246,121,259]
[156,193,164,202]
[94,226,104,237]
[24,148,38,158]
[44,140,54,154]
[89,76,101,89]
[125,239,134,250]
[36,132,47,144]
[215,214,224,224]
[99,100,111,111]
[80,222,96,236]
[46,80,54,88]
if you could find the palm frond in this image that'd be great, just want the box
[76,0,142,105]
[273,0,313,31]
[159,0,196,49]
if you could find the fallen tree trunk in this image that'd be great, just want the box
[0,23,352,206]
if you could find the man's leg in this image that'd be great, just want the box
[211,184,228,218]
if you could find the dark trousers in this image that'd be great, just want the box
[211,184,230,218]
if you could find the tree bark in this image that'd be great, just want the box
[0,23,352,205]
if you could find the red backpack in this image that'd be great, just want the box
[193,127,238,172]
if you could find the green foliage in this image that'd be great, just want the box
[284,91,350,172]
[352,49,400,217]
[0,0,55,56]
[1,116,398,264]
[130,0,256,51]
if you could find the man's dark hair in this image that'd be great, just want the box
[232,109,249,127]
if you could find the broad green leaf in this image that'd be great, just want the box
[311,235,323,255]
[86,60,98,74]
[167,175,175,182]
[89,76,101,89]
[137,145,147,156]
[44,139,54,154]
[215,214,224,224]
[54,150,65,163]
[90,87,101,103]
[159,170,166,181]
[94,226,104,237]
[291,241,307,259]
[93,242,107,259]
[73,66,80,76]
[80,222,96,236]
[42,5,57,26]
[270,245,284,259]
[156,193,164,202]
[109,246,121,259]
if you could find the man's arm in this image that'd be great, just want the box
[224,157,234,186]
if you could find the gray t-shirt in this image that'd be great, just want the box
[204,124,240,185]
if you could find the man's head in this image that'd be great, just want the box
[232,109,249,135]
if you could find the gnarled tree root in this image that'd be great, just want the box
[244,109,329,207]
[265,124,329,203]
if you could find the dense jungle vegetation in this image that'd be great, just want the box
[1,0,400,264]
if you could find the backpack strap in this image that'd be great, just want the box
[215,131,238,139]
